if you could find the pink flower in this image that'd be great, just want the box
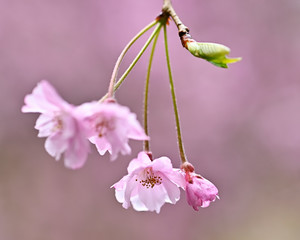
[79,101,149,161]
[22,80,90,169]
[112,152,185,213]
[184,170,219,210]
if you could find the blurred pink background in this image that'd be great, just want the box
[1,0,300,239]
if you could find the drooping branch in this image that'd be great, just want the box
[162,0,193,48]
[162,0,190,37]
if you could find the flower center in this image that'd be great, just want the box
[136,168,162,189]
[95,118,115,137]
[52,116,63,132]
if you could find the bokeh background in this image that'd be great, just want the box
[1,0,300,239]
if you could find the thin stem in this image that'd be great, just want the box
[162,0,189,36]
[107,20,158,99]
[100,22,163,102]
[143,27,161,152]
[163,24,187,164]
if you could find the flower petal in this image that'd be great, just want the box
[160,175,181,204]
[22,80,71,114]
[127,114,149,141]
[138,184,168,213]
[130,195,148,212]
[63,133,90,169]
[123,175,137,209]
[35,114,55,137]
[44,132,68,160]
[151,156,173,172]
[89,136,112,156]
[127,152,150,173]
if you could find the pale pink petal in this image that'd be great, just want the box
[112,175,129,205]
[105,128,131,160]
[115,189,125,205]
[60,113,77,139]
[127,152,150,173]
[63,131,90,169]
[62,115,90,169]
[151,156,173,172]
[35,114,55,137]
[160,175,181,204]
[138,184,168,213]
[22,80,71,114]
[123,176,137,209]
[45,132,68,160]
[89,136,111,155]
[138,151,152,164]
[75,101,99,117]
[127,114,149,140]
[112,175,128,190]
[130,195,148,211]
[164,169,186,188]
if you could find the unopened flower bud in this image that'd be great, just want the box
[186,40,241,68]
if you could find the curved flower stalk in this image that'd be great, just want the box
[78,101,149,161]
[112,151,184,213]
[22,80,90,169]
[181,162,219,210]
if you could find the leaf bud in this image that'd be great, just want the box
[185,40,241,68]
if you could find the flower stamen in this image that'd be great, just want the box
[95,119,115,138]
[52,116,63,132]
[137,168,162,188]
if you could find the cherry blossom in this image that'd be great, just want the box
[79,101,149,161]
[112,151,184,213]
[22,80,90,169]
[182,164,219,210]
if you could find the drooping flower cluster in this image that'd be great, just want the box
[21,1,239,213]
[22,80,148,169]
[22,81,219,213]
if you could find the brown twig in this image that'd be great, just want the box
[161,0,193,47]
